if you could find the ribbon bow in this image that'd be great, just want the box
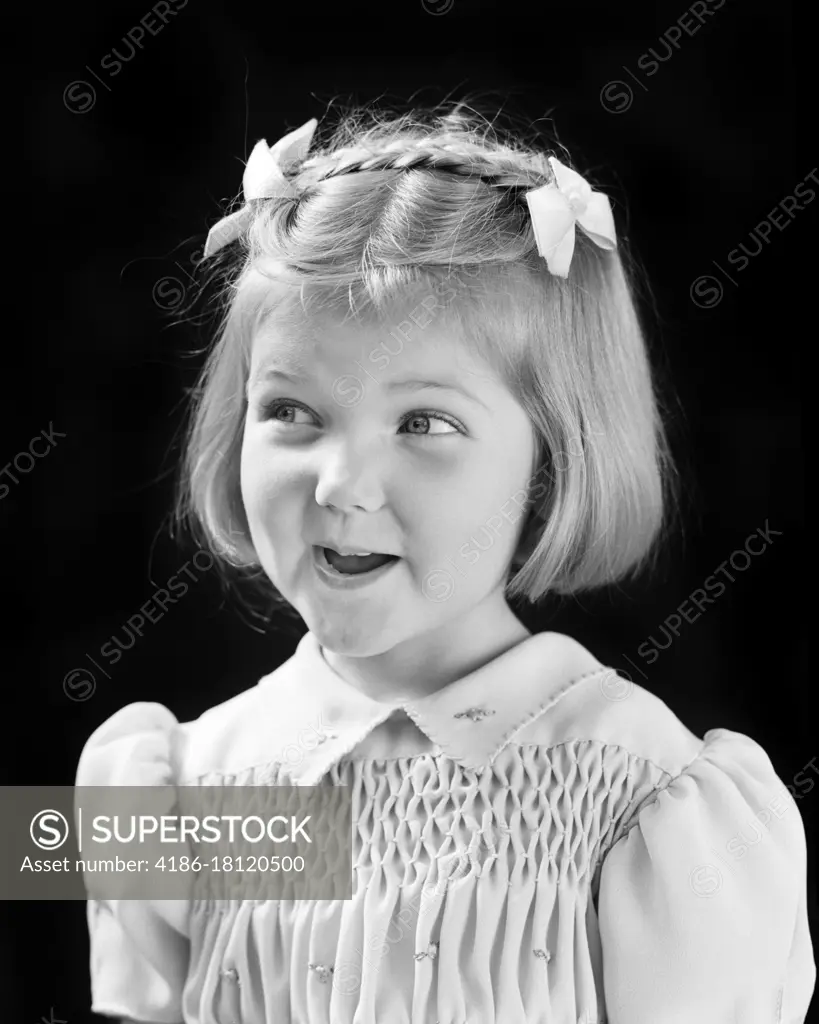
[524,157,617,277]
[203,118,318,258]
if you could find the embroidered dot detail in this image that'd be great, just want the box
[308,962,335,983]
[533,948,552,963]
[453,707,496,722]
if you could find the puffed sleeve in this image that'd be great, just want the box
[598,728,816,1024]
[75,703,191,1023]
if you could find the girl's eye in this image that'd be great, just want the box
[260,400,463,437]
[262,400,317,426]
[397,411,462,436]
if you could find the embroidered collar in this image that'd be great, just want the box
[265,630,605,785]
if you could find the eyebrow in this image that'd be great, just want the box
[248,368,489,411]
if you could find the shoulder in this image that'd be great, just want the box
[506,633,813,867]
[512,632,704,777]
[511,631,800,788]
[512,633,806,847]
[75,701,184,786]
[75,645,309,786]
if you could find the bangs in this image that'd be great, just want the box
[234,259,543,401]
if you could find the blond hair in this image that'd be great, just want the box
[174,101,677,608]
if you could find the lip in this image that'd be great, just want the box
[316,541,397,557]
[311,545,401,591]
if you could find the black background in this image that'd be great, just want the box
[11,0,812,1019]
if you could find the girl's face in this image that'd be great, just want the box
[241,304,537,657]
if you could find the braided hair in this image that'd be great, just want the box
[298,137,550,189]
[239,109,576,284]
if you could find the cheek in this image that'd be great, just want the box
[399,483,507,568]
[239,436,265,514]
[239,436,300,523]
[445,466,532,556]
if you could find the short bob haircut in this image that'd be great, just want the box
[175,102,676,608]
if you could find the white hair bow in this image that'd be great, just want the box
[203,118,318,258]
[524,157,617,277]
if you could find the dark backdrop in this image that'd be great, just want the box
[11,0,811,1019]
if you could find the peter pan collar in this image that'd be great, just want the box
[269,629,605,786]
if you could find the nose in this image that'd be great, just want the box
[314,436,385,513]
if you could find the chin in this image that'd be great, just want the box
[302,607,407,659]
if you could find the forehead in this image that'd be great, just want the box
[248,301,497,385]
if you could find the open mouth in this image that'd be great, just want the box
[314,546,400,578]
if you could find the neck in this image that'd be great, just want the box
[319,588,532,703]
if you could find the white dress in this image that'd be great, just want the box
[75,629,816,1023]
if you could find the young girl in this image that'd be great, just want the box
[75,104,815,1023]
